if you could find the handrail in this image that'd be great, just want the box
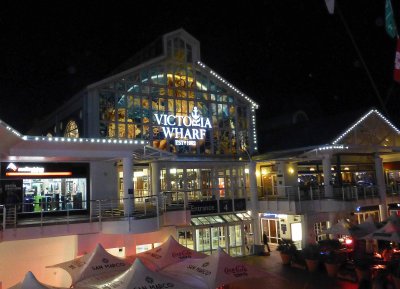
[259,184,399,202]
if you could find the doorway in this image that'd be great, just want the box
[261,217,280,245]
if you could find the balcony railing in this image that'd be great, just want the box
[258,185,400,203]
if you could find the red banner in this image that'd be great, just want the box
[394,38,400,82]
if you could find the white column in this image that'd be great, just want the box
[375,154,388,221]
[123,156,133,216]
[322,154,333,197]
[151,162,161,199]
[249,161,261,245]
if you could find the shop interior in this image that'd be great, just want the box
[23,178,87,212]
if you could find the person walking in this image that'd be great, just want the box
[263,232,271,254]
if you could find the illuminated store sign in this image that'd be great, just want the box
[154,107,212,146]
[5,163,72,177]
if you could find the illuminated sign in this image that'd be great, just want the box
[154,107,212,146]
[5,163,72,177]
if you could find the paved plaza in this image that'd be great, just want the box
[233,251,358,289]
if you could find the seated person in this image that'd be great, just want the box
[381,245,393,262]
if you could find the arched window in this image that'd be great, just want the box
[64,120,79,138]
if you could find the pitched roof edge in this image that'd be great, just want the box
[332,108,400,145]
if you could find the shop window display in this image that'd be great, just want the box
[22,178,87,212]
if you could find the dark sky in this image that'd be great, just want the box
[1,0,399,134]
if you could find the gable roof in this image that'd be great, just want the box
[87,29,258,109]
[256,108,400,158]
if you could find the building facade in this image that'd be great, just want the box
[254,109,400,249]
[0,29,260,288]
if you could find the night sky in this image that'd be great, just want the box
[1,1,399,140]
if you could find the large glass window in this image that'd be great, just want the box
[23,178,87,212]
[96,65,250,157]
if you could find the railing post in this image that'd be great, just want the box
[98,200,102,224]
[2,206,5,230]
[66,201,70,225]
[297,187,302,212]
[155,196,160,229]
[342,187,345,201]
[40,202,43,227]
[363,187,366,199]
[89,200,92,223]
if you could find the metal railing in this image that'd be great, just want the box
[258,184,400,203]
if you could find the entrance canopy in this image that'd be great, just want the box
[0,119,174,163]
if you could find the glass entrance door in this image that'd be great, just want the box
[261,218,280,245]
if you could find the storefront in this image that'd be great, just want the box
[177,212,253,256]
[260,213,304,249]
[0,162,89,213]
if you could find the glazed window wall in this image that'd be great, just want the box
[97,56,251,156]
[23,178,87,212]
[177,213,251,256]
[160,166,247,201]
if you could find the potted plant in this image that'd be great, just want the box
[277,239,297,265]
[388,258,400,289]
[322,250,342,278]
[354,256,373,282]
[302,243,321,272]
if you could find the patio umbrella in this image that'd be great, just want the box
[162,247,271,289]
[350,216,378,238]
[362,220,400,243]
[7,271,83,289]
[134,235,207,270]
[76,258,204,289]
[323,219,354,236]
[46,243,130,286]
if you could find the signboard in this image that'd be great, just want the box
[0,179,23,211]
[189,200,218,215]
[154,106,212,146]
[1,162,89,178]
[189,198,246,215]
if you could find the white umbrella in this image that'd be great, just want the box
[8,271,83,289]
[76,258,203,289]
[162,247,271,289]
[362,220,400,243]
[350,216,378,238]
[323,219,353,236]
[134,235,207,270]
[46,243,129,286]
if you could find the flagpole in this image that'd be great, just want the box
[335,2,390,117]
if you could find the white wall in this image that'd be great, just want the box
[0,235,77,288]
[90,161,118,200]
[0,227,177,288]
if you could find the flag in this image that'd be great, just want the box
[385,0,398,38]
[324,0,334,14]
[394,39,400,82]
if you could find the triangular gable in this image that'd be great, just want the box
[196,60,259,108]
[331,109,400,146]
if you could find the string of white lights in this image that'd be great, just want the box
[196,61,258,151]
[332,109,400,144]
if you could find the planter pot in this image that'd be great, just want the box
[355,268,371,282]
[280,253,291,265]
[393,276,400,289]
[305,259,319,272]
[324,262,340,278]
